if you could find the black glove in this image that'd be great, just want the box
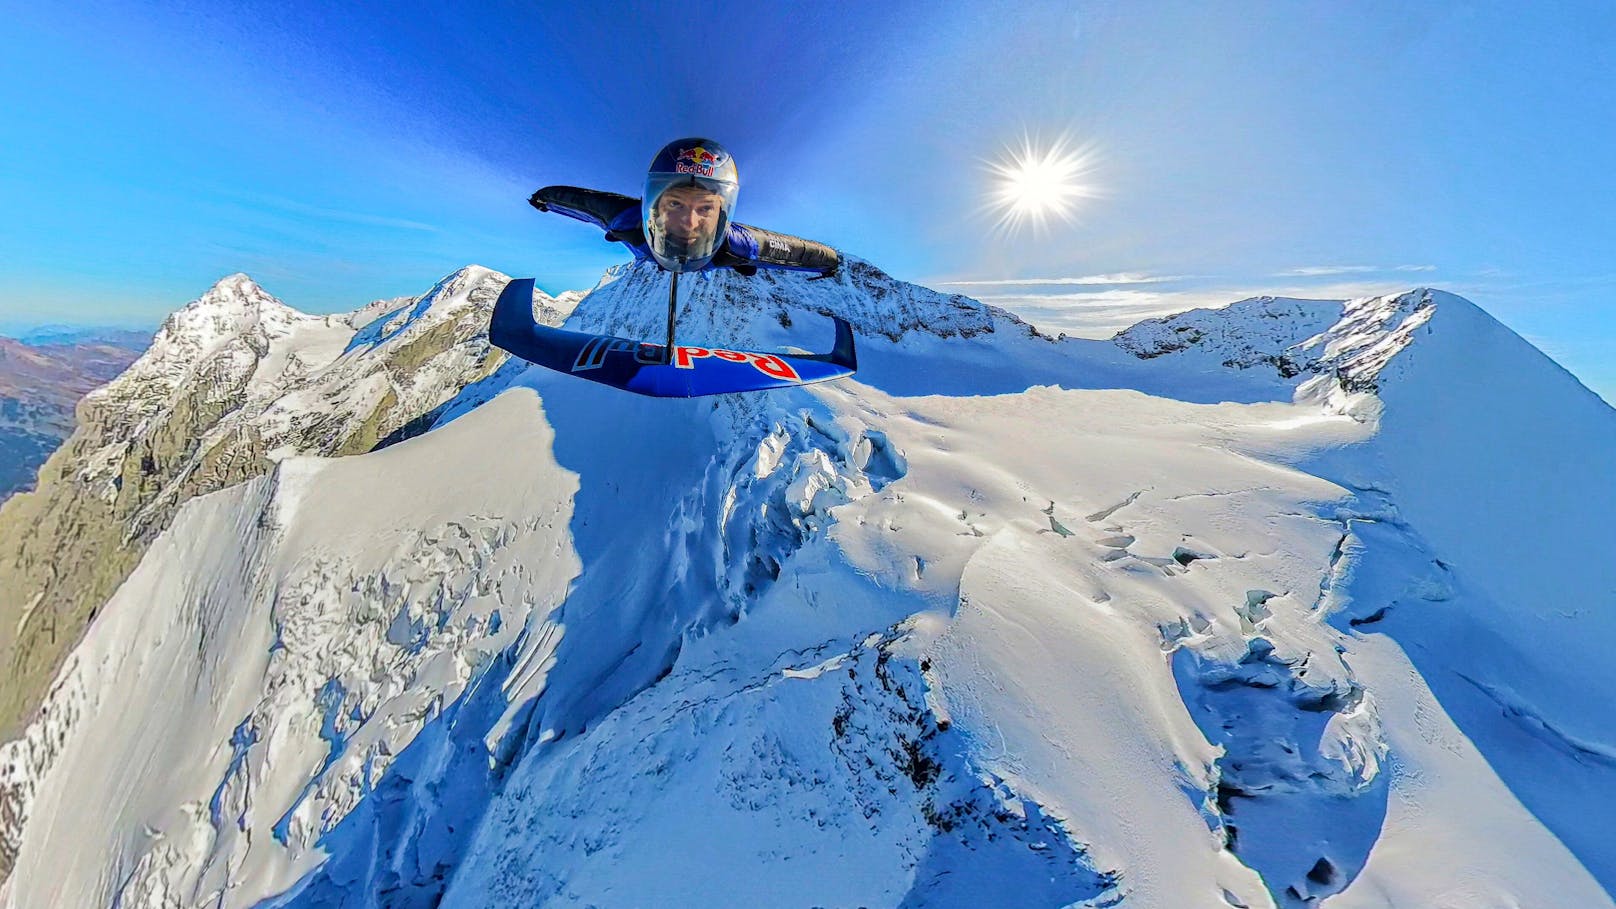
[711,246,757,276]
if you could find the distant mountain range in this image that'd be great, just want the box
[0,330,150,502]
[8,325,152,348]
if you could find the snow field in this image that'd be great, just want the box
[2,267,1613,908]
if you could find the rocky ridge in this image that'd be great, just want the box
[0,266,573,755]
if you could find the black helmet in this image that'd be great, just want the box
[643,138,739,273]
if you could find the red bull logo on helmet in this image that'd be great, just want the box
[675,145,723,177]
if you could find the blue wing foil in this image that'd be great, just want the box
[490,279,856,398]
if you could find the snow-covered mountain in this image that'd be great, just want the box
[0,268,578,747]
[0,260,1611,909]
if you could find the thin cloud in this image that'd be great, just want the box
[935,272,1191,287]
[1274,264,1438,278]
[962,279,1421,340]
[267,199,443,233]
[210,188,443,233]
[1520,333,1569,360]
[1273,265,1380,277]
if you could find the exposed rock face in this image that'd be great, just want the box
[1113,289,1439,393]
[570,255,1009,346]
[0,267,573,758]
[0,332,148,501]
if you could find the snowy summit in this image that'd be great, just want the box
[0,260,1612,909]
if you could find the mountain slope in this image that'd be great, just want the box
[0,267,575,757]
[1,265,1610,908]
[1109,288,1616,901]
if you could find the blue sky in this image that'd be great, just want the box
[3,1,1613,402]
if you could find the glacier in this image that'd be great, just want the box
[0,259,1612,908]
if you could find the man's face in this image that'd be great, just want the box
[655,185,723,246]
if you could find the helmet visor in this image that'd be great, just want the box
[643,174,736,272]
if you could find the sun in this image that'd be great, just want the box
[984,134,1099,235]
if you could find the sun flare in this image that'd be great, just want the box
[984,134,1099,235]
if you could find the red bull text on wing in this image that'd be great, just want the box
[674,346,800,380]
[570,334,801,381]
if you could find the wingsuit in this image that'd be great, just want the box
[487,137,857,397]
[528,137,840,279]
